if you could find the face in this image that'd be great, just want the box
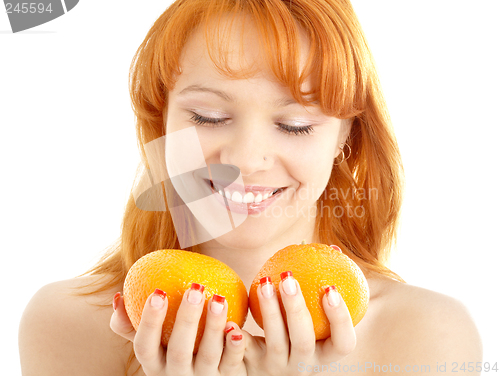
[165,16,350,250]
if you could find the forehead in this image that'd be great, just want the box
[177,13,312,83]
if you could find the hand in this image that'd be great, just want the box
[242,274,357,376]
[110,285,247,376]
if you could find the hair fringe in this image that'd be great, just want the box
[72,1,406,374]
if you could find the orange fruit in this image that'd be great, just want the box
[249,243,369,340]
[123,249,248,353]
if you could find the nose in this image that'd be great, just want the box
[219,120,271,176]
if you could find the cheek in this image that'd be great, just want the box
[284,151,333,205]
[196,128,227,160]
[288,139,336,179]
[165,113,183,135]
[165,105,196,135]
[165,113,221,162]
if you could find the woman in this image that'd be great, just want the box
[19,0,482,375]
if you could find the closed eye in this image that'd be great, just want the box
[276,123,314,136]
[189,112,314,136]
[190,113,228,127]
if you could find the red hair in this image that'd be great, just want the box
[75,0,405,373]
[77,0,406,299]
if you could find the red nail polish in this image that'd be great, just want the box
[224,325,235,334]
[113,292,120,311]
[191,282,205,293]
[260,276,272,285]
[324,285,336,294]
[260,276,274,298]
[153,288,167,299]
[281,271,297,296]
[213,294,225,304]
[151,289,166,308]
[187,283,204,305]
[329,245,342,252]
[280,271,293,281]
[325,285,340,306]
[231,334,243,341]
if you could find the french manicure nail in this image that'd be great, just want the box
[329,245,342,252]
[151,288,167,308]
[113,292,120,311]
[280,271,297,296]
[231,334,243,345]
[187,283,205,305]
[224,325,235,334]
[260,276,274,299]
[325,285,340,307]
[211,294,225,314]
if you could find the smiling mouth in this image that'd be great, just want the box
[206,179,286,204]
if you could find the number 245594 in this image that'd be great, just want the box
[5,3,53,14]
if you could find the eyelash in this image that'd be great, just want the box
[189,113,314,136]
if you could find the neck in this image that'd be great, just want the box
[195,219,318,290]
[200,244,271,291]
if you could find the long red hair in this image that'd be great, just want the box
[75,0,405,372]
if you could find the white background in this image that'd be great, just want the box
[1,1,499,374]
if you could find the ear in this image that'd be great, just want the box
[334,118,353,158]
[340,118,353,145]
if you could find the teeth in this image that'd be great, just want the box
[211,181,282,204]
[231,191,243,203]
[243,192,255,204]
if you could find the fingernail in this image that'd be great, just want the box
[325,285,340,307]
[280,271,297,296]
[329,245,342,252]
[231,334,243,345]
[113,292,120,311]
[224,325,235,334]
[210,294,225,314]
[151,288,167,309]
[260,276,274,299]
[187,283,204,305]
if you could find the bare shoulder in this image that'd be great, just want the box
[19,275,132,376]
[365,277,483,373]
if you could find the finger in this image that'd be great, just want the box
[233,324,267,365]
[319,286,357,361]
[256,276,289,363]
[166,283,205,375]
[193,295,228,374]
[218,322,246,376]
[279,271,316,362]
[110,292,136,342]
[133,289,168,375]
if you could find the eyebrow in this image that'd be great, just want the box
[178,84,313,107]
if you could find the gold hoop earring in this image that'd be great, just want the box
[333,142,351,166]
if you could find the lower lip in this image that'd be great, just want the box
[208,181,286,215]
